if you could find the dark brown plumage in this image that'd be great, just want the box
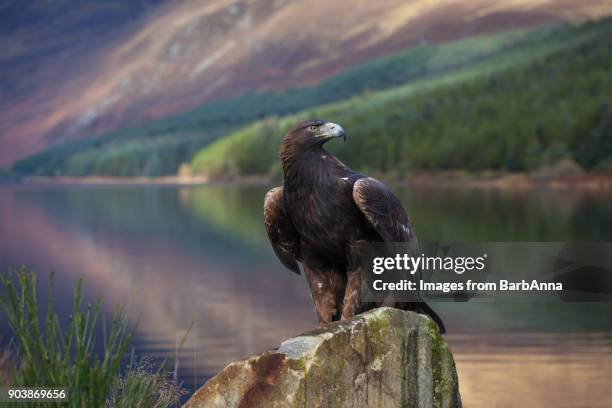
[264,119,445,333]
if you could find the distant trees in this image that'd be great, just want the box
[192,20,612,177]
[13,18,612,177]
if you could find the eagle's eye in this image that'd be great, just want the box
[309,125,319,132]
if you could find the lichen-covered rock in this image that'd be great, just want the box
[184,307,461,408]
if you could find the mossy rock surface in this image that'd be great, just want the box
[184,307,461,408]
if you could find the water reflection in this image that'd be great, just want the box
[0,183,611,406]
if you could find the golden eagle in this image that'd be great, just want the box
[264,119,445,332]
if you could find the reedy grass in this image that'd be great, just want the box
[106,355,186,408]
[0,268,185,407]
[0,345,9,386]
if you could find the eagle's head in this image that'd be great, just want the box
[282,119,347,151]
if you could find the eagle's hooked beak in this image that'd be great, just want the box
[320,122,347,143]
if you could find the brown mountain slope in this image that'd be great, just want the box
[1,0,611,166]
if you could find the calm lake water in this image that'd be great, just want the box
[1,182,611,407]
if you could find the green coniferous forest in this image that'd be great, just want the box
[191,19,612,178]
[13,18,612,178]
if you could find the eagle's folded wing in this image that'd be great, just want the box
[353,177,431,315]
[264,186,302,274]
[352,177,417,244]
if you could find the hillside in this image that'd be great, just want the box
[190,18,612,177]
[13,21,593,177]
[4,0,612,167]
[0,0,166,165]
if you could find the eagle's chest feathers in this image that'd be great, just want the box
[284,155,359,260]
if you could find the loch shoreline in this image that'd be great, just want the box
[13,171,612,191]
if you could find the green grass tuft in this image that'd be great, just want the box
[106,355,186,408]
[0,268,185,407]
[0,345,9,386]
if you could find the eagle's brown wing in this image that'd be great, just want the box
[264,186,301,274]
[352,177,446,333]
[352,177,417,243]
